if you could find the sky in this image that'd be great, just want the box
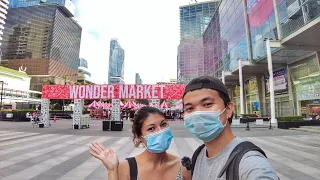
[73,0,208,84]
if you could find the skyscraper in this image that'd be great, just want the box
[77,57,94,84]
[177,0,219,83]
[108,39,124,84]
[0,0,9,48]
[8,0,75,16]
[135,73,142,84]
[1,3,82,91]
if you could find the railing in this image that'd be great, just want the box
[1,88,42,102]
[281,0,320,38]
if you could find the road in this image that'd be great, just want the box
[0,120,319,180]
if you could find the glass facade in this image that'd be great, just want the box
[8,0,75,16]
[247,0,278,61]
[78,58,91,77]
[202,0,320,117]
[178,1,219,83]
[278,0,320,38]
[2,4,81,90]
[288,54,320,117]
[135,73,142,84]
[248,0,320,62]
[108,39,125,84]
[289,54,320,101]
[203,0,248,76]
[78,57,88,68]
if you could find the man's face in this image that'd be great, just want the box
[183,89,234,124]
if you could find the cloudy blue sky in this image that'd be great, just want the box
[72,0,207,84]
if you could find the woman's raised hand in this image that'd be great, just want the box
[89,142,119,171]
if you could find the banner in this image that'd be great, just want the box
[246,0,274,28]
[266,68,288,95]
[42,84,186,100]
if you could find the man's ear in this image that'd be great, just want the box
[226,102,234,119]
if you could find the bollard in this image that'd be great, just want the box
[245,117,250,131]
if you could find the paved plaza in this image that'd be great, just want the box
[0,120,320,180]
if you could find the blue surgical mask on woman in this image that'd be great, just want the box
[184,108,227,142]
[142,127,173,153]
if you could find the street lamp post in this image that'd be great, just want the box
[0,81,4,109]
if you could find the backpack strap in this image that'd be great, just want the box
[126,157,138,180]
[218,141,267,180]
[191,144,205,176]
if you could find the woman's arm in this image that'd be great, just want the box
[182,167,192,180]
[108,169,119,180]
[89,142,121,180]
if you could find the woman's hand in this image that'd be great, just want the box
[90,142,119,171]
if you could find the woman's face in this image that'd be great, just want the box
[139,114,169,143]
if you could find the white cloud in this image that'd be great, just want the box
[74,0,207,84]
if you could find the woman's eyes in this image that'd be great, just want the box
[147,123,168,131]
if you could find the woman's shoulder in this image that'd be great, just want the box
[166,153,182,165]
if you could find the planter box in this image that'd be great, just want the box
[0,112,29,121]
[278,121,302,129]
[300,120,320,126]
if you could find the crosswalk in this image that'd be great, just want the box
[0,131,320,180]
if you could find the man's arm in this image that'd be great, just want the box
[239,151,278,180]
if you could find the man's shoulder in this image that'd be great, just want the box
[239,150,278,180]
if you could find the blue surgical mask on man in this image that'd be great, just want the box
[142,127,173,153]
[184,108,227,142]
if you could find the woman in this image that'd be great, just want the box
[89,107,191,180]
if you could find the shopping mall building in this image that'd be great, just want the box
[202,0,320,121]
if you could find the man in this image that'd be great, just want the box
[182,76,277,180]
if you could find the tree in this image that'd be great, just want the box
[43,78,55,85]
[135,99,149,105]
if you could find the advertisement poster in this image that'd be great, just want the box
[266,68,288,95]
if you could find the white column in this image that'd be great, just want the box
[111,99,121,121]
[222,71,226,84]
[40,98,50,128]
[272,0,282,39]
[238,60,245,115]
[152,99,160,109]
[266,39,277,124]
[73,99,82,129]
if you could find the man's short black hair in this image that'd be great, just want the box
[183,76,233,123]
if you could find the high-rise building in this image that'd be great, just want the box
[156,79,177,85]
[0,0,9,47]
[8,0,75,16]
[108,39,124,84]
[177,0,219,83]
[135,73,142,84]
[1,4,82,91]
[77,58,94,84]
[202,0,320,121]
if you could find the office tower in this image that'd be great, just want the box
[108,39,125,84]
